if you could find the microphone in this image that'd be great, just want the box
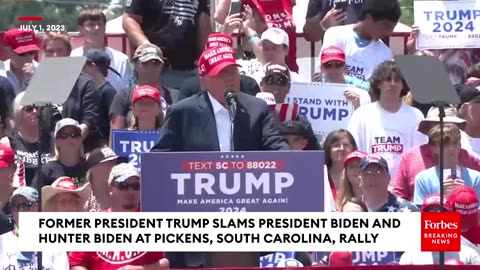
[224,89,238,121]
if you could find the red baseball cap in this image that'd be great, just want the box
[0,144,15,169]
[421,193,448,212]
[447,186,479,229]
[198,46,239,77]
[206,33,234,49]
[131,85,161,104]
[320,45,346,65]
[344,150,367,167]
[329,252,352,266]
[3,28,40,54]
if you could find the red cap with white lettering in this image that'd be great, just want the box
[3,28,40,54]
[206,33,234,49]
[447,186,479,229]
[131,85,161,104]
[198,46,240,77]
[320,46,346,65]
[344,150,367,167]
[421,193,448,212]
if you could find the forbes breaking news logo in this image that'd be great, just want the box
[421,212,461,252]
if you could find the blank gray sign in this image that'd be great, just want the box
[394,55,460,105]
[21,56,87,106]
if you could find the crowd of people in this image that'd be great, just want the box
[0,0,479,269]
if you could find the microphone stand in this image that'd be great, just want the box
[225,91,237,152]
[228,107,236,152]
[433,101,447,270]
[33,103,52,270]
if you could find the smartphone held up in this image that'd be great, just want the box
[334,0,348,12]
[230,1,242,15]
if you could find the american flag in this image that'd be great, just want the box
[268,103,299,123]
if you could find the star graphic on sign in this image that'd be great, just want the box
[220,155,224,159]
[400,206,412,212]
[386,205,397,212]
[241,155,245,158]
[225,155,229,158]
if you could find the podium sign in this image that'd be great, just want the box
[140,151,325,212]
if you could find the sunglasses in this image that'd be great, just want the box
[16,51,36,57]
[10,201,37,211]
[264,76,289,86]
[361,169,387,175]
[56,132,81,140]
[322,61,345,69]
[114,182,141,191]
[22,106,36,113]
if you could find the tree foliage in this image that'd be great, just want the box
[0,0,123,32]
[400,0,414,26]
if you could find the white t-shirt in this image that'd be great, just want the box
[0,231,69,270]
[347,102,427,180]
[321,24,392,81]
[461,131,480,157]
[348,85,371,108]
[71,46,133,91]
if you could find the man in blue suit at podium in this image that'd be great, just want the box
[151,46,289,268]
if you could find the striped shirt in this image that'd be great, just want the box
[391,144,480,201]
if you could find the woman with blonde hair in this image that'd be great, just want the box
[336,150,366,209]
[41,31,72,58]
[0,92,54,187]
[42,176,91,212]
[32,118,87,190]
[128,85,165,130]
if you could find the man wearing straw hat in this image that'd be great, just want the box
[42,177,91,212]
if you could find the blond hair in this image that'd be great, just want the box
[12,92,26,126]
[428,123,461,146]
[41,31,72,55]
[128,114,164,130]
[335,171,357,209]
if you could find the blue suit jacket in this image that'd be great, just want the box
[151,91,287,268]
[152,91,289,152]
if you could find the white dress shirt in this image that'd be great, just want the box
[208,92,232,152]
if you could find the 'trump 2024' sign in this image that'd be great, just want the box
[414,0,480,49]
[141,151,325,212]
[111,130,159,170]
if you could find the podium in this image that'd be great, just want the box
[142,151,326,268]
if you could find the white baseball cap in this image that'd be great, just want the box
[260,27,289,46]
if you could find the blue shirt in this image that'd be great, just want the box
[322,75,370,91]
[345,75,370,91]
[413,166,480,205]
